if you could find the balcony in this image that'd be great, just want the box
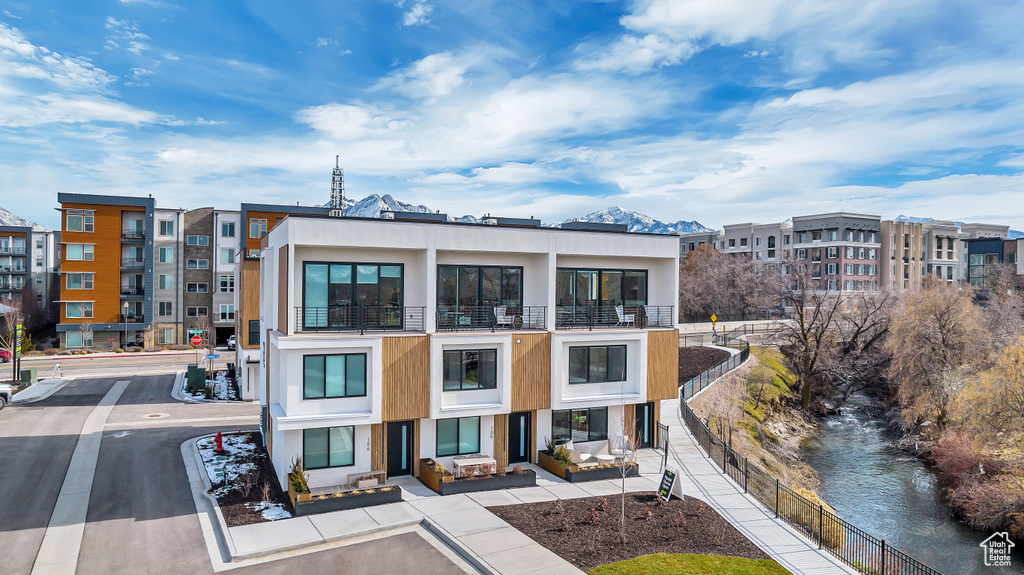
[121,229,145,240]
[120,314,145,324]
[120,258,145,269]
[120,287,145,297]
[555,305,675,330]
[296,305,426,334]
[436,305,546,332]
[0,246,26,255]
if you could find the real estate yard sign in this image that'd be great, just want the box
[658,467,683,502]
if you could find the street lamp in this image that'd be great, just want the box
[123,301,129,349]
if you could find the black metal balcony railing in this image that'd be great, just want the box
[120,258,145,269]
[120,314,145,324]
[555,305,675,330]
[121,229,145,240]
[436,305,547,332]
[0,247,27,255]
[121,287,145,296]
[297,305,426,334]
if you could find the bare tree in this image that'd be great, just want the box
[679,244,782,321]
[824,292,897,401]
[0,297,24,346]
[78,322,94,349]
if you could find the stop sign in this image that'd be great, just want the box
[190,335,203,346]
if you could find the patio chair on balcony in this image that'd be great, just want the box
[643,305,669,328]
[523,306,545,329]
[494,306,514,329]
[615,305,635,327]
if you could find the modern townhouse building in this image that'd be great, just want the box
[255,213,680,492]
[791,213,881,292]
[964,237,1008,288]
[960,223,1010,283]
[235,203,334,400]
[921,221,961,284]
[0,226,31,303]
[678,231,720,258]
[880,220,924,293]
[213,210,240,344]
[57,193,163,350]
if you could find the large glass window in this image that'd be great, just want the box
[303,353,367,398]
[443,349,497,391]
[555,269,647,307]
[186,235,210,246]
[66,273,93,289]
[66,210,93,233]
[65,302,93,319]
[249,218,268,239]
[436,417,480,456]
[159,220,174,236]
[436,265,522,308]
[568,345,626,383]
[552,407,608,444]
[303,262,404,328]
[66,244,94,261]
[221,222,235,237]
[303,427,355,469]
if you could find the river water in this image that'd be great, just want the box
[802,393,1020,575]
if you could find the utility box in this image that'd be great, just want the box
[20,368,37,386]
[186,364,206,393]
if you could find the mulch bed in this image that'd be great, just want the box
[211,433,292,527]
[679,346,732,382]
[488,492,770,572]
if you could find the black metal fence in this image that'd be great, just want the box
[680,338,750,401]
[555,305,675,330]
[297,306,426,334]
[437,305,547,332]
[678,357,943,575]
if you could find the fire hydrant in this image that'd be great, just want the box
[215,432,224,453]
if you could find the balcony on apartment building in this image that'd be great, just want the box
[554,303,675,330]
[120,314,145,324]
[120,286,145,297]
[0,246,27,255]
[438,305,547,332]
[121,228,146,241]
[120,257,146,269]
[296,305,426,334]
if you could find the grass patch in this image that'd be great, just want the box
[589,553,791,575]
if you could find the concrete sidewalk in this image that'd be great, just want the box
[12,378,70,403]
[659,397,858,575]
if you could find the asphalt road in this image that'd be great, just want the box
[0,360,465,575]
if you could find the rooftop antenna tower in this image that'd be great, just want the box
[330,155,346,213]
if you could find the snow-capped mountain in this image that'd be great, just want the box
[559,206,712,234]
[0,206,46,231]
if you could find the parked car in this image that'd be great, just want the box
[0,383,12,410]
[227,335,235,351]
[0,348,11,363]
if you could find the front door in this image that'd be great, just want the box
[386,421,414,477]
[508,412,532,464]
[634,402,655,449]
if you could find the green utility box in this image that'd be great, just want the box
[20,368,37,386]
[186,364,206,393]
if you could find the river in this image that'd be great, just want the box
[802,393,1020,575]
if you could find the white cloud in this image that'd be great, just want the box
[575,34,695,74]
[403,1,433,26]
[376,51,471,98]
[104,17,150,56]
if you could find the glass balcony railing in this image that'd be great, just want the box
[120,258,145,269]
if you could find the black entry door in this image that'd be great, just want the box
[387,421,414,477]
[635,402,654,449]
[508,412,531,464]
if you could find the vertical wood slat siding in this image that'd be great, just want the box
[241,259,260,349]
[653,401,661,444]
[382,336,430,421]
[511,333,551,412]
[624,404,636,443]
[493,414,508,469]
[647,329,680,401]
[277,245,288,334]
[371,423,384,472]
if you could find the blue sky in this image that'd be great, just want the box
[2,0,1024,231]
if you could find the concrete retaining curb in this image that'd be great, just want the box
[12,378,70,404]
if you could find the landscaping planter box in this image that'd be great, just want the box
[538,451,639,483]
[287,484,402,516]
[419,458,536,495]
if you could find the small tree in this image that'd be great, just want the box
[78,322,94,350]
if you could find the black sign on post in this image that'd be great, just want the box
[658,468,679,502]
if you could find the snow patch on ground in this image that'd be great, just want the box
[197,433,257,496]
[246,501,291,521]
[182,370,238,401]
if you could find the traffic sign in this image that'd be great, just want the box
[188,329,203,336]
[190,335,203,346]
[710,313,717,325]
[206,354,220,359]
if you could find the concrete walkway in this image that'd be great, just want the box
[31,380,131,575]
[658,396,858,575]
[12,378,70,403]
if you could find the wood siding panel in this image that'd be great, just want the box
[244,211,287,255]
[240,259,260,349]
[382,336,430,421]
[277,245,288,334]
[371,423,384,472]
[647,329,679,401]
[511,333,551,412]
[624,404,636,443]
[493,414,508,469]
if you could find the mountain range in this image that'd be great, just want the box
[0,206,47,231]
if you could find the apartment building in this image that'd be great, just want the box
[256,213,680,491]
[719,222,791,266]
[791,213,881,292]
[678,231,720,258]
[0,226,31,303]
[235,203,334,400]
[57,193,160,349]
[960,223,1010,283]
[880,220,924,292]
[213,210,240,344]
[152,207,186,346]
[921,221,961,283]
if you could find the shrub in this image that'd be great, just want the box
[167,344,190,351]
[127,346,143,353]
[113,348,125,353]
[511,465,523,475]
[288,457,310,494]
[43,348,60,356]
[554,445,573,465]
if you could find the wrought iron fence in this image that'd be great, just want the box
[680,339,750,401]
[555,304,675,330]
[436,305,547,332]
[680,309,789,324]
[679,374,943,575]
[296,305,426,334]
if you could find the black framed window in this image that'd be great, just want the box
[304,262,404,308]
[436,417,480,456]
[248,320,259,346]
[552,407,608,444]
[303,426,355,469]
[436,265,522,308]
[443,349,497,391]
[568,345,626,383]
[555,268,647,307]
[303,354,367,398]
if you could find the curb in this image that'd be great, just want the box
[173,371,245,404]
[421,518,498,575]
[21,350,205,361]
[182,435,240,565]
[11,378,72,404]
